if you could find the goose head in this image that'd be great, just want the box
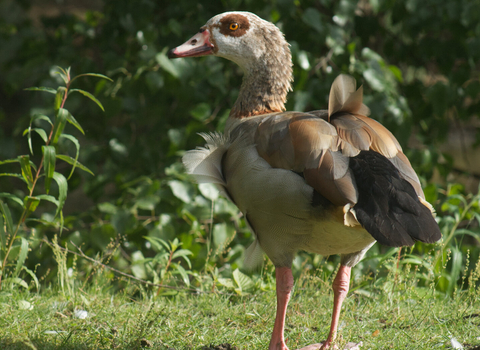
[169,12,293,118]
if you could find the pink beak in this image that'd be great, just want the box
[168,29,214,58]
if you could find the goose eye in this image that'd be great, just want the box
[229,23,239,31]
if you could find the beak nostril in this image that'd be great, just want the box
[191,39,198,45]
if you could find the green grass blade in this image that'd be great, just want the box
[446,246,463,295]
[23,126,34,155]
[2,277,28,289]
[31,114,53,126]
[144,236,170,251]
[0,215,5,252]
[0,200,14,235]
[42,145,56,194]
[0,193,24,208]
[172,249,193,268]
[56,155,94,177]
[0,159,19,165]
[14,237,29,278]
[52,172,68,219]
[51,108,68,145]
[173,263,190,286]
[19,155,34,192]
[69,89,105,111]
[37,194,59,206]
[22,266,39,291]
[65,112,85,135]
[0,173,26,183]
[59,134,80,178]
[24,86,56,94]
[70,73,113,83]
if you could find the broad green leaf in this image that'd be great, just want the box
[18,300,33,310]
[70,73,113,84]
[14,237,29,278]
[37,194,59,206]
[156,52,179,78]
[172,249,193,268]
[24,86,56,94]
[0,173,26,183]
[69,89,105,111]
[51,108,69,145]
[23,196,40,217]
[19,155,34,191]
[31,114,53,126]
[218,277,235,289]
[199,183,219,201]
[363,68,384,92]
[97,202,118,214]
[213,222,234,248]
[0,193,24,207]
[190,103,211,121]
[111,209,136,235]
[388,65,403,83]
[32,128,48,143]
[168,180,193,203]
[2,277,28,289]
[131,251,147,279]
[64,112,84,135]
[135,195,160,211]
[144,236,170,252]
[302,8,323,34]
[52,172,68,218]
[0,200,14,235]
[173,263,190,286]
[361,47,384,63]
[56,155,94,177]
[233,268,254,292]
[54,87,67,111]
[42,145,56,193]
[297,51,310,70]
[60,134,81,178]
[23,126,48,154]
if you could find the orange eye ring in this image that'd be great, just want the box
[229,23,239,31]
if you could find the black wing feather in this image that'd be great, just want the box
[350,150,441,247]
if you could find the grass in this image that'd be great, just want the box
[1,267,479,350]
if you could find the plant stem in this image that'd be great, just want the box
[0,80,71,290]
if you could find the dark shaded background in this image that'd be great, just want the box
[0,0,479,291]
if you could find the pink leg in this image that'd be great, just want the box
[269,266,294,350]
[321,265,352,350]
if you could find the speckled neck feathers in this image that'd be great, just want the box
[231,43,293,118]
[206,12,293,119]
[230,28,293,118]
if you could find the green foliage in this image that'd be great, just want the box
[0,66,109,290]
[0,0,479,298]
[0,264,479,349]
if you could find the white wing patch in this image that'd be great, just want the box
[182,132,229,186]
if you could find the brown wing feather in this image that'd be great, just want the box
[252,74,424,210]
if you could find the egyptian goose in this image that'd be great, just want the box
[168,11,441,350]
